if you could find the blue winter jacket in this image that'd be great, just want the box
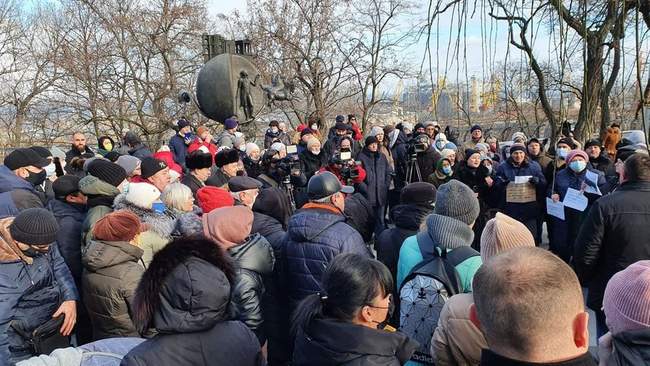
[0,222,79,364]
[284,205,370,307]
[168,134,189,169]
[47,199,87,289]
[494,157,547,221]
[0,166,43,219]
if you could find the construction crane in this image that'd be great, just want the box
[393,79,404,116]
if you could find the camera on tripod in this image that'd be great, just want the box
[407,135,429,157]
[332,151,361,182]
[276,145,301,178]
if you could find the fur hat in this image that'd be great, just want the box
[124,183,161,209]
[186,151,213,170]
[214,149,240,168]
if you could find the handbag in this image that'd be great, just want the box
[11,315,70,355]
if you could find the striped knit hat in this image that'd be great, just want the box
[603,260,650,335]
[480,213,535,262]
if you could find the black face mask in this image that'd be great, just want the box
[25,170,47,186]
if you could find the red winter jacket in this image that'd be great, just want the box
[188,138,217,163]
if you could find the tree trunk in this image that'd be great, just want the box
[600,37,621,140]
[574,39,605,141]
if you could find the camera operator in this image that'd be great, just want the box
[323,123,361,158]
[319,150,367,188]
[400,133,440,184]
[257,147,307,190]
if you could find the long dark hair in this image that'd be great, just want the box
[291,254,393,338]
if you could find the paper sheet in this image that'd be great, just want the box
[584,171,602,196]
[546,197,565,220]
[563,188,588,211]
[514,175,532,184]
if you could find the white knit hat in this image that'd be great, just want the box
[368,126,384,137]
[125,182,161,209]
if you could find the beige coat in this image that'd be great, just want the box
[431,293,487,366]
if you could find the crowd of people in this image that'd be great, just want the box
[1,114,650,366]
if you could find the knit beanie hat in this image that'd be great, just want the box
[270,142,286,153]
[369,126,384,137]
[566,149,589,163]
[470,124,482,133]
[245,143,260,156]
[140,157,168,179]
[116,155,141,176]
[202,206,254,250]
[300,128,314,138]
[512,132,527,143]
[434,180,480,225]
[306,137,321,150]
[10,208,59,245]
[87,159,128,187]
[53,175,81,199]
[197,186,234,214]
[480,212,535,262]
[444,142,457,151]
[365,136,379,147]
[584,139,602,150]
[509,144,527,155]
[440,149,456,161]
[93,210,143,242]
[603,260,650,335]
[224,118,238,130]
[124,182,161,209]
[400,182,437,206]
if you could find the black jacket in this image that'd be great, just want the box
[344,192,376,242]
[228,233,275,343]
[292,317,418,365]
[121,238,264,366]
[607,328,650,366]
[376,204,432,281]
[480,349,596,366]
[180,173,204,199]
[358,148,393,207]
[299,150,327,180]
[65,145,94,163]
[574,181,650,311]
[391,131,409,189]
[589,154,613,176]
[244,156,263,179]
[47,199,87,288]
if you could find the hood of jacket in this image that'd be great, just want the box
[47,199,86,221]
[252,187,292,229]
[287,206,346,242]
[294,317,418,364]
[610,328,650,365]
[79,175,121,197]
[113,194,176,238]
[0,217,32,264]
[227,232,274,276]
[83,239,143,271]
[391,204,432,231]
[132,237,236,334]
[0,165,35,194]
[422,213,474,251]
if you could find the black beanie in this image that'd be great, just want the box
[140,157,168,179]
[87,159,128,187]
[10,208,59,245]
[53,175,81,199]
[400,182,437,206]
[509,144,527,155]
[365,135,379,147]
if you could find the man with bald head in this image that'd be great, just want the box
[469,247,595,365]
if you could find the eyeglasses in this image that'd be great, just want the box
[366,294,392,310]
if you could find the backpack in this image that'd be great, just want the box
[398,231,479,365]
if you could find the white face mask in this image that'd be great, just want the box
[44,163,56,177]
[311,124,318,130]
[238,145,246,152]
[310,149,321,155]
[271,127,279,134]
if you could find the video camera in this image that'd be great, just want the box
[332,150,361,182]
[407,135,429,157]
[275,145,301,178]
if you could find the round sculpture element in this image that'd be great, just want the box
[196,54,265,123]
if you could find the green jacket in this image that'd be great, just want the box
[79,175,120,247]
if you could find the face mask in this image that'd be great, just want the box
[25,170,46,186]
[569,160,586,173]
[311,124,318,130]
[310,149,321,155]
[435,141,445,150]
[103,141,113,151]
[239,145,246,152]
[270,127,279,134]
[44,163,56,177]
[485,165,493,174]
[442,166,452,175]
[557,148,568,159]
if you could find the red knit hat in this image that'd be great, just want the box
[197,186,234,214]
[93,210,144,242]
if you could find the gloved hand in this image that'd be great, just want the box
[529,176,540,185]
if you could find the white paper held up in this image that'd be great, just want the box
[514,175,532,184]
[546,197,565,220]
[584,171,602,196]
[563,188,588,211]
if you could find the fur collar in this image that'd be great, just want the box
[132,236,236,334]
[113,194,176,238]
